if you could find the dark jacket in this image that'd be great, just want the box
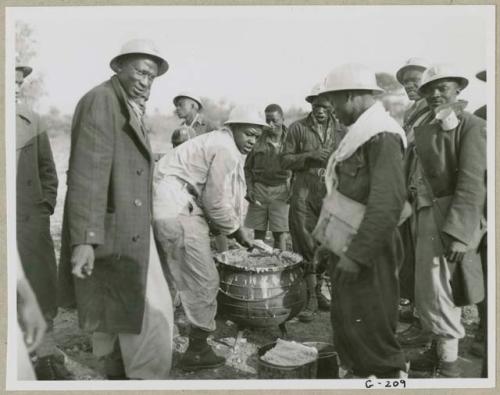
[58,76,155,333]
[414,110,486,305]
[16,103,58,318]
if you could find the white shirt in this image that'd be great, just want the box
[155,127,246,235]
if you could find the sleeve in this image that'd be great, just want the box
[36,121,58,213]
[345,133,406,267]
[244,150,255,194]
[202,146,241,235]
[280,122,312,170]
[442,118,487,245]
[66,91,115,247]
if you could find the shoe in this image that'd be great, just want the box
[107,374,129,380]
[35,355,73,380]
[397,323,432,348]
[315,284,330,311]
[178,327,225,371]
[469,331,485,358]
[435,360,461,378]
[298,292,318,323]
[409,341,438,372]
[398,308,415,324]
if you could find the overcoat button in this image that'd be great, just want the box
[88,231,95,238]
[134,199,142,207]
[132,235,140,242]
[136,169,144,175]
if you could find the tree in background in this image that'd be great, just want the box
[16,21,46,108]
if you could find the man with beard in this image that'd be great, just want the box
[317,63,408,378]
[407,64,486,377]
[58,39,174,380]
[281,83,345,322]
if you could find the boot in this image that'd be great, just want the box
[435,360,461,378]
[315,282,330,311]
[469,329,485,357]
[409,340,438,372]
[397,320,432,348]
[298,291,318,323]
[178,327,225,371]
[35,354,73,380]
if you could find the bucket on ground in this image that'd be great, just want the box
[257,342,317,379]
[303,341,339,378]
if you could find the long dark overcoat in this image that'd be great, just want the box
[413,110,486,306]
[58,76,154,334]
[17,104,58,319]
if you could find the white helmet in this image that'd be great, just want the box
[418,63,468,95]
[320,63,384,95]
[110,38,169,76]
[224,105,268,128]
[173,92,203,109]
[396,57,430,84]
[305,82,323,103]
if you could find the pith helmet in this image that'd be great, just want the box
[418,64,469,95]
[224,105,268,128]
[16,65,33,78]
[110,39,169,76]
[173,92,203,109]
[320,63,384,95]
[396,57,429,84]
[476,70,486,82]
[305,82,323,103]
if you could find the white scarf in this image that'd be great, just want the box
[325,101,407,194]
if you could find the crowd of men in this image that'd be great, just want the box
[15,38,487,380]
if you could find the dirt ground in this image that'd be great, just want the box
[51,284,484,380]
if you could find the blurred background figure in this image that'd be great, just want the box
[16,64,68,380]
[244,104,291,251]
[174,92,216,136]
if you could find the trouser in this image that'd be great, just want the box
[398,217,416,302]
[414,207,465,345]
[92,228,173,380]
[155,212,218,332]
[329,247,407,377]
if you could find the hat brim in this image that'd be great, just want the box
[16,66,33,78]
[305,95,317,103]
[173,95,203,109]
[224,120,268,128]
[418,76,469,95]
[476,70,486,82]
[110,53,169,76]
[319,86,385,95]
[396,65,427,84]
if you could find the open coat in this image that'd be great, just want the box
[58,76,155,334]
[17,104,58,319]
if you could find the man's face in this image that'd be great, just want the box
[311,96,332,123]
[116,57,159,101]
[231,124,263,154]
[401,68,424,101]
[265,110,284,132]
[175,97,198,119]
[421,79,460,111]
[322,91,353,126]
[16,70,24,101]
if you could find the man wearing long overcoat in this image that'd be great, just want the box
[58,39,173,380]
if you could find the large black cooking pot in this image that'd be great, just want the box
[216,252,307,328]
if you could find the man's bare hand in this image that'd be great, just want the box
[17,278,47,352]
[446,240,468,263]
[71,244,95,279]
[309,148,331,162]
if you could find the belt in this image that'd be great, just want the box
[174,176,199,199]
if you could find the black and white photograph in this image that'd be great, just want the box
[4,4,496,391]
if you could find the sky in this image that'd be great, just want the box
[7,5,495,115]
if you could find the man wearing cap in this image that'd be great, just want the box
[394,58,433,348]
[317,63,409,378]
[281,83,344,322]
[153,105,265,371]
[244,104,291,251]
[58,39,174,380]
[174,92,216,136]
[407,64,486,377]
[16,64,66,379]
